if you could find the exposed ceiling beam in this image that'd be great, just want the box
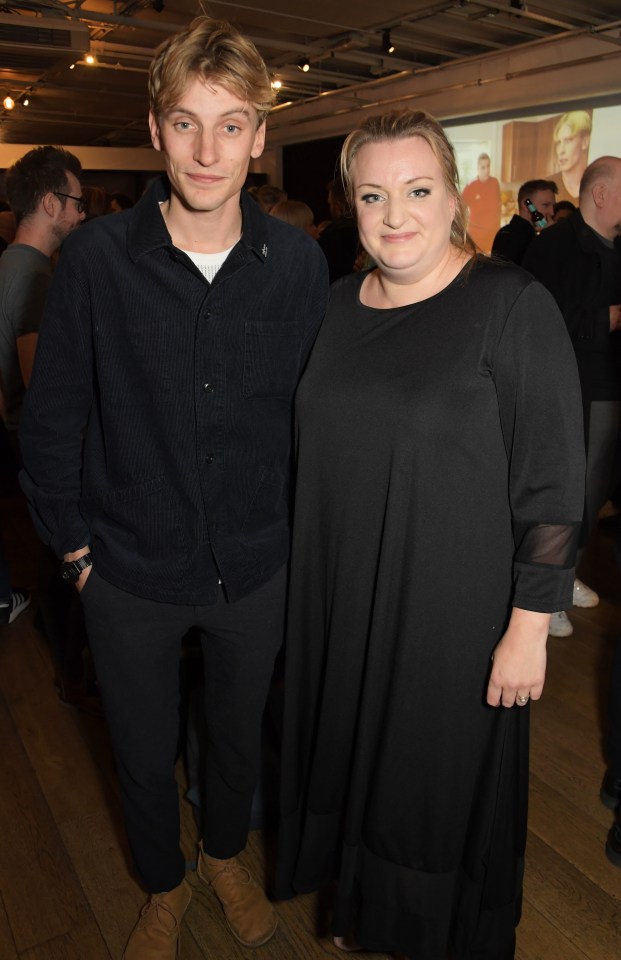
[469,0,578,31]
[458,9,549,38]
[399,21,505,51]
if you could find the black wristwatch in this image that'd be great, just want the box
[61,553,92,584]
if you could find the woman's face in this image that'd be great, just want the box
[352,136,456,285]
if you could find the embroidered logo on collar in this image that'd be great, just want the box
[262,243,268,257]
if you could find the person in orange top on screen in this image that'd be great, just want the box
[462,152,501,254]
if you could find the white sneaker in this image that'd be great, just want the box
[573,578,599,608]
[0,589,31,625]
[549,611,573,637]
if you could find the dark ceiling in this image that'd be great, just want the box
[0,0,620,148]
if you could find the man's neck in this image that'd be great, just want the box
[162,194,243,254]
[580,206,615,243]
[13,222,55,259]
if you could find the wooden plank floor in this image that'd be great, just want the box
[1,485,620,959]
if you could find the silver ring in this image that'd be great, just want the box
[516,694,530,704]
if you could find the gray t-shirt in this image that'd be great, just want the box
[0,243,51,430]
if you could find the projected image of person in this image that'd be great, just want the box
[462,152,501,254]
[551,110,591,205]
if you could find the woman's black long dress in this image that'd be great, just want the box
[276,258,585,959]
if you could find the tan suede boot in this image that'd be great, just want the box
[123,879,192,960]
[197,847,277,947]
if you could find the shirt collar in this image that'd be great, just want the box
[127,175,270,264]
[238,188,270,263]
[126,175,172,261]
[570,209,608,247]
[581,213,616,250]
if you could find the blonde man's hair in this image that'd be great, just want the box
[340,109,476,256]
[553,110,592,141]
[149,16,274,126]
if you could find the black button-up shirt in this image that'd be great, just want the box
[19,176,328,603]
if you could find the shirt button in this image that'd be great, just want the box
[205,455,215,464]
[203,382,215,392]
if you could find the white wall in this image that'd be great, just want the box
[0,144,165,171]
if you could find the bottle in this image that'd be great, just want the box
[524,198,548,231]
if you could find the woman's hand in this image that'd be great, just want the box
[486,607,550,708]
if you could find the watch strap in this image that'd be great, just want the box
[61,553,92,583]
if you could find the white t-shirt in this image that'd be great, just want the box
[181,245,236,284]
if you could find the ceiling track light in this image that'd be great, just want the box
[298,57,310,72]
[2,95,15,111]
[382,29,395,55]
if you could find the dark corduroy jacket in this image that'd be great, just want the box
[19,177,328,603]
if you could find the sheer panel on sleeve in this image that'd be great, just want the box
[513,521,581,570]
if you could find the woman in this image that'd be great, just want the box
[276,110,585,959]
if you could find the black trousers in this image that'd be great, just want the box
[607,633,621,781]
[80,564,286,893]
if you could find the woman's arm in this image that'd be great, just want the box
[490,278,585,707]
[487,607,550,708]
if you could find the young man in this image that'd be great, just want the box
[0,146,84,446]
[0,145,85,704]
[19,16,328,959]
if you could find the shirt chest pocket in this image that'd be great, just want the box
[242,321,303,399]
[95,326,175,407]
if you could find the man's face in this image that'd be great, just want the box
[520,189,556,225]
[478,158,490,182]
[149,76,266,217]
[52,170,85,245]
[555,124,589,173]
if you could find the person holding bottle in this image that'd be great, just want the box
[491,178,557,265]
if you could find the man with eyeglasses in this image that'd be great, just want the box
[0,145,85,445]
[0,145,87,711]
[54,189,88,214]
